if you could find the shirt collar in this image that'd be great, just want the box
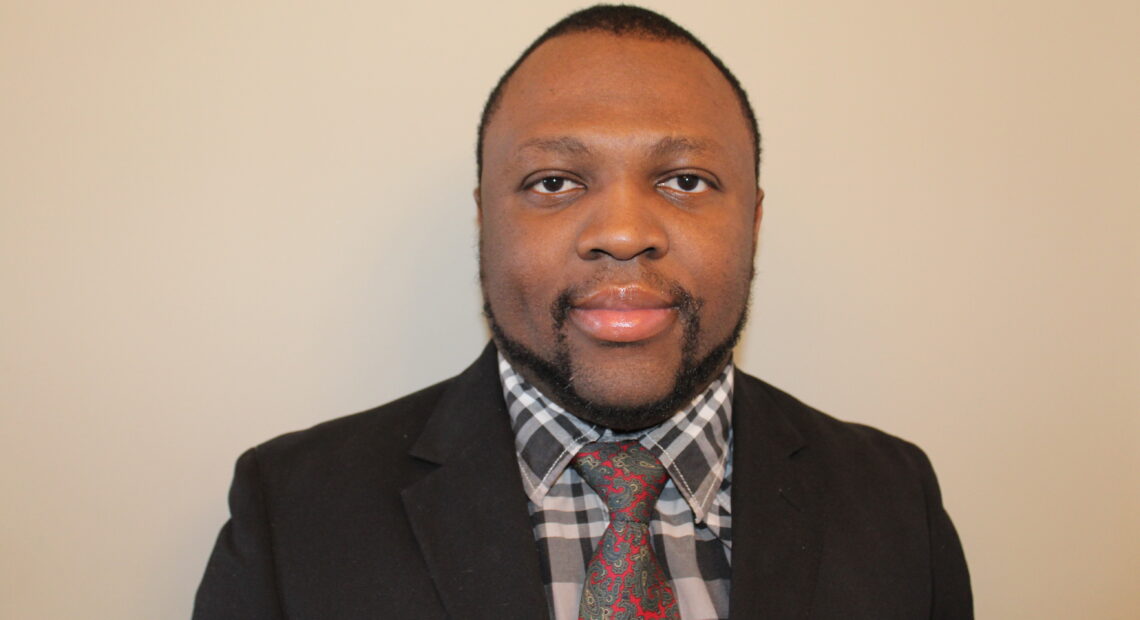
[499,352,733,523]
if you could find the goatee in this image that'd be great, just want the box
[483,283,748,431]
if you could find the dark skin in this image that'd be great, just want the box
[477,32,763,430]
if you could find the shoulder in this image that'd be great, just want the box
[234,344,506,496]
[734,369,938,487]
[260,378,450,453]
[241,376,455,491]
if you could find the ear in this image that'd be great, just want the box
[752,187,765,243]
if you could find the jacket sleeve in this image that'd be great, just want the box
[193,448,285,620]
[914,447,974,619]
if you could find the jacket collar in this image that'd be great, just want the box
[728,368,823,617]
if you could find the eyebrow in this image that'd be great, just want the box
[650,136,715,159]
[518,136,592,156]
[517,135,716,159]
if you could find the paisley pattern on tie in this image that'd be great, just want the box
[572,442,680,620]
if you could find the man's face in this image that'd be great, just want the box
[478,32,763,430]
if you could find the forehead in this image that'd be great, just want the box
[483,32,752,170]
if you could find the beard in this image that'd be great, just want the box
[483,275,750,431]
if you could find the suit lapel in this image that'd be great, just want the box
[729,370,823,618]
[400,345,549,619]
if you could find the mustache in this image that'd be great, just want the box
[549,271,704,335]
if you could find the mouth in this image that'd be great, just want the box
[566,284,679,343]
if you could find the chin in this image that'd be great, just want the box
[572,377,676,413]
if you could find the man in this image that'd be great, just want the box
[194,5,971,619]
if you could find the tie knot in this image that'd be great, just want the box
[572,441,668,524]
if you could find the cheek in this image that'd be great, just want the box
[683,217,756,323]
[480,212,559,320]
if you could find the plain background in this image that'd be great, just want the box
[2,1,1136,618]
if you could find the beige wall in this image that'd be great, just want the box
[2,1,1136,617]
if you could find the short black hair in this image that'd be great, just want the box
[476,4,761,181]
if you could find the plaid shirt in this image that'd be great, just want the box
[498,353,734,620]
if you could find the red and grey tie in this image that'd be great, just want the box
[572,441,680,620]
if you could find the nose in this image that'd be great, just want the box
[575,184,669,261]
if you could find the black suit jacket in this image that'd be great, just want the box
[193,344,972,619]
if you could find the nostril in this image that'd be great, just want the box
[583,243,662,262]
[575,196,670,260]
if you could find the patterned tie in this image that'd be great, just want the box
[572,441,680,620]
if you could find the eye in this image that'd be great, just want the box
[658,174,711,193]
[529,176,585,195]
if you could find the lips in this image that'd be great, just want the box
[568,285,678,343]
